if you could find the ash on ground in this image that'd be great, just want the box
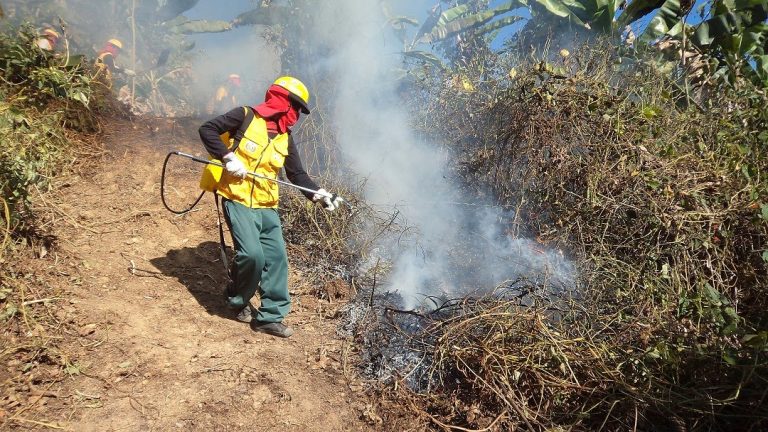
[338,279,577,392]
[338,289,437,391]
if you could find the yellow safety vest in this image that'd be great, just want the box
[207,85,238,115]
[199,109,289,208]
[94,52,113,86]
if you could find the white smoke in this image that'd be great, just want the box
[298,1,575,308]
[188,26,281,115]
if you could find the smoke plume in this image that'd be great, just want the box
[299,1,575,308]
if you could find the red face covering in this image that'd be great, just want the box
[101,43,120,57]
[253,84,300,134]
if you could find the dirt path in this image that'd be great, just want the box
[14,117,372,431]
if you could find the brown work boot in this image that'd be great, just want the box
[250,321,294,338]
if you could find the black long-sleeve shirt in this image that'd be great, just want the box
[198,107,319,199]
[98,52,118,72]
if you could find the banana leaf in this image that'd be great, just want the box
[714,0,768,15]
[414,6,444,44]
[414,4,473,45]
[156,0,200,20]
[642,0,684,40]
[233,7,287,27]
[742,23,768,55]
[389,16,419,28]
[692,4,768,48]
[583,0,620,31]
[531,0,587,25]
[436,4,471,27]
[170,19,232,34]
[163,15,190,28]
[421,1,522,43]
[616,0,666,27]
[402,50,446,70]
[62,54,85,68]
[616,0,685,41]
[756,54,768,83]
[473,15,526,37]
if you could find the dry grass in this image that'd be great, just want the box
[364,43,768,431]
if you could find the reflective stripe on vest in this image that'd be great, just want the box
[94,52,113,85]
[216,115,289,208]
[95,52,112,69]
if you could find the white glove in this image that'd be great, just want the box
[312,188,342,211]
[123,68,136,76]
[222,152,247,179]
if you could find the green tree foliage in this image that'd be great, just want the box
[689,0,768,85]
[401,0,768,87]
[0,25,101,233]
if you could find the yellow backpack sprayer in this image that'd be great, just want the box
[160,138,345,296]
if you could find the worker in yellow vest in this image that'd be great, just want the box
[198,76,341,338]
[207,73,242,115]
[94,38,134,87]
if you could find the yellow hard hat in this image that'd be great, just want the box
[43,29,60,39]
[108,38,123,49]
[273,76,310,114]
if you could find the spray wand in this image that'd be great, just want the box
[171,151,345,205]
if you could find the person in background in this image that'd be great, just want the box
[207,73,242,115]
[35,28,60,52]
[94,38,134,88]
[198,76,342,338]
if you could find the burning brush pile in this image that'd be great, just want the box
[344,46,768,431]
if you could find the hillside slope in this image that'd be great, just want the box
[2,117,372,431]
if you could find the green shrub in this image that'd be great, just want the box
[0,24,102,238]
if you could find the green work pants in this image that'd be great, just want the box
[222,200,290,323]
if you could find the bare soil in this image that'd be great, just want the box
[1,117,378,431]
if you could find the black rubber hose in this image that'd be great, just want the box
[160,151,206,215]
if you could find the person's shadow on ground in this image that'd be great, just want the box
[150,241,238,321]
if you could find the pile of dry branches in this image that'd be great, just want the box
[378,45,768,431]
